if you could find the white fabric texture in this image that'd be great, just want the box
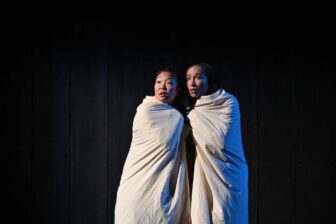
[115,96,190,224]
[188,89,248,224]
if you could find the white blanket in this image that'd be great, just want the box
[188,89,248,224]
[115,96,190,224]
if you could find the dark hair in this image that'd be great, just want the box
[155,67,178,80]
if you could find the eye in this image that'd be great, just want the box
[167,79,176,84]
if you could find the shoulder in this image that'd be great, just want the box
[223,91,241,114]
[224,91,237,101]
[223,91,238,104]
[135,103,152,118]
[137,100,183,119]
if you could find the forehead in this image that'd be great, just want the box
[187,65,204,74]
[156,71,175,79]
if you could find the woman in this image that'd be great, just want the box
[115,68,190,224]
[186,63,248,224]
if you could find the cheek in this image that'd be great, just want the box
[201,82,208,92]
[195,80,204,88]
[202,76,208,89]
[154,84,159,94]
[201,79,209,88]
[187,80,192,87]
[167,85,176,95]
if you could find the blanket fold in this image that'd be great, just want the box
[188,89,248,224]
[115,96,190,224]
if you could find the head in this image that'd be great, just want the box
[154,68,178,104]
[186,63,218,98]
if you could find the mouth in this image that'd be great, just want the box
[189,89,198,94]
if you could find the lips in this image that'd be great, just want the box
[189,89,198,94]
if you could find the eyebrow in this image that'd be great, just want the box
[186,72,202,76]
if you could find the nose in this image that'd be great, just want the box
[161,82,167,89]
[188,78,196,87]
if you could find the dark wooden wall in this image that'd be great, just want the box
[5,20,335,224]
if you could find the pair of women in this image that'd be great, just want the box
[115,64,248,224]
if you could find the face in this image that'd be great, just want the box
[154,71,177,103]
[186,65,208,98]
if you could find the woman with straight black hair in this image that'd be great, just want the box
[115,68,190,224]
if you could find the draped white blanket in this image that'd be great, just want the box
[188,89,248,224]
[115,96,190,224]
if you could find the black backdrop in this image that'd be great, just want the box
[4,20,335,224]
